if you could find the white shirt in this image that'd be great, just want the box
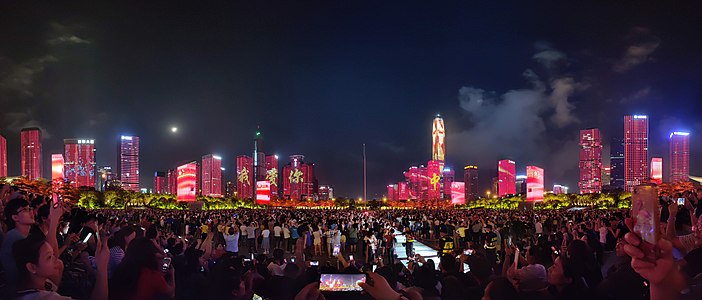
[598,227,608,244]
[535,222,543,234]
[262,229,270,238]
[274,226,282,237]
[224,232,240,253]
[283,227,291,239]
[240,225,248,236]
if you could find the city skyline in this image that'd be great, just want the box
[1,2,701,197]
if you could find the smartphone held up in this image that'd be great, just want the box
[632,183,661,262]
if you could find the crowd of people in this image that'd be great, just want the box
[0,183,701,300]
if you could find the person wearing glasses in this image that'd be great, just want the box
[1,198,36,295]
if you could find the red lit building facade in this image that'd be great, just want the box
[51,154,64,182]
[498,160,516,196]
[442,168,455,200]
[237,155,253,199]
[578,128,602,193]
[398,182,409,200]
[201,154,222,197]
[282,155,317,200]
[387,184,396,200]
[119,136,140,192]
[670,132,690,183]
[265,155,279,199]
[624,115,649,191]
[0,134,6,178]
[64,139,96,188]
[177,162,197,201]
[427,160,442,200]
[167,169,177,194]
[154,171,167,194]
[404,166,420,200]
[650,157,663,185]
[464,165,478,202]
[526,166,544,202]
[21,128,42,180]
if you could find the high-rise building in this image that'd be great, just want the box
[427,160,442,200]
[236,155,254,199]
[167,169,177,194]
[442,168,455,200]
[51,154,64,182]
[404,166,420,200]
[0,134,7,178]
[650,157,663,185]
[64,139,96,188]
[419,166,429,201]
[526,166,544,202]
[387,184,396,201]
[119,136,140,192]
[253,130,266,200]
[670,132,690,183]
[516,175,527,194]
[610,137,625,189]
[491,177,499,197]
[553,184,568,195]
[224,181,235,198]
[398,182,409,200]
[201,154,222,197]
[265,155,279,199]
[282,155,317,200]
[463,165,478,202]
[498,160,516,196]
[96,166,115,192]
[432,115,446,162]
[578,128,603,194]
[20,128,42,180]
[624,115,649,191]
[319,185,332,201]
[177,162,198,201]
[154,171,167,194]
[601,167,611,188]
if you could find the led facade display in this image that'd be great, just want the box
[498,160,516,196]
[119,136,140,192]
[201,154,222,197]
[51,154,64,182]
[526,166,544,202]
[427,160,442,200]
[670,132,690,183]
[450,182,465,205]
[650,157,663,185]
[624,115,649,191]
[236,155,253,199]
[398,182,409,200]
[256,180,271,204]
[21,128,42,180]
[0,135,6,178]
[432,117,445,161]
[64,139,95,188]
[578,128,602,193]
[177,162,197,201]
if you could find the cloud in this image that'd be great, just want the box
[549,78,581,127]
[533,43,567,70]
[613,27,661,73]
[619,87,651,103]
[3,111,52,138]
[0,55,57,98]
[48,35,90,45]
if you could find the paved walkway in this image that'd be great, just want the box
[393,230,441,270]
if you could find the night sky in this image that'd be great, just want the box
[1,1,701,198]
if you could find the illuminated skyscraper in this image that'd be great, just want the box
[650,157,663,185]
[387,184,396,201]
[404,166,420,200]
[154,171,167,194]
[398,182,409,200]
[526,166,544,202]
[51,154,64,182]
[670,132,690,183]
[432,115,446,162]
[96,166,115,191]
[319,185,332,200]
[64,139,96,188]
[624,115,649,191]
[427,160,442,200]
[463,165,478,201]
[236,155,254,199]
[442,168,455,200]
[516,175,527,194]
[610,137,625,189]
[0,134,6,178]
[601,167,611,188]
[177,162,198,201]
[167,169,177,194]
[578,128,602,194]
[21,128,42,180]
[419,166,429,201]
[282,155,317,200]
[119,136,140,192]
[498,160,516,196]
[553,184,568,195]
[201,154,222,197]
[265,155,279,198]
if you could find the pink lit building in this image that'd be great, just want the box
[177,162,197,201]
[578,128,602,193]
[0,134,6,178]
[167,169,177,194]
[443,168,455,200]
[265,155,279,198]
[624,115,649,191]
[201,154,222,197]
[387,184,396,200]
[21,128,42,180]
[650,157,663,185]
[154,171,167,194]
[498,160,516,196]
[427,160,442,200]
[526,166,544,202]
[670,132,690,183]
[64,139,96,188]
[51,154,64,182]
[119,136,140,192]
[236,155,254,199]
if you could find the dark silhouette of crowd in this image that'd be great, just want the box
[1,183,701,300]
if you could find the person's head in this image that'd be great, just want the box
[272,248,284,263]
[120,237,162,270]
[485,225,493,232]
[482,277,518,300]
[547,256,581,288]
[439,254,459,274]
[109,226,137,251]
[4,198,34,229]
[228,227,235,235]
[13,236,60,288]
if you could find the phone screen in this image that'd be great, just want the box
[333,245,340,256]
[632,184,660,261]
[677,198,685,206]
[162,257,172,272]
[252,294,263,300]
[310,261,319,266]
[82,232,93,244]
[319,274,366,292]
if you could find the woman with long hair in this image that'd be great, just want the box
[110,237,175,299]
[107,226,136,278]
